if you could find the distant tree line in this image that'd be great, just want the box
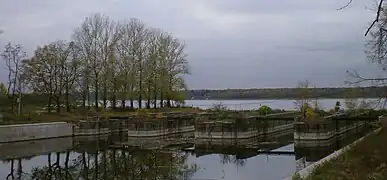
[184,86,387,100]
[1,13,189,113]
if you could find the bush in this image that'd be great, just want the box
[258,105,272,115]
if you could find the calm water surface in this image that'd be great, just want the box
[185,99,379,110]
[0,128,372,180]
[0,99,378,179]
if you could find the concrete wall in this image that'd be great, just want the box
[0,122,73,143]
[127,126,195,137]
[294,121,366,145]
[195,124,293,139]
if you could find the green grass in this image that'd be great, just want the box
[302,126,387,180]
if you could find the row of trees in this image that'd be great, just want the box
[2,13,189,114]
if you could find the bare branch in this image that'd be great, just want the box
[337,0,353,11]
[365,0,385,36]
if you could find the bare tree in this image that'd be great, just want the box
[294,80,312,118]
[116,19,150,109]
[1,43,26,114]
[339,1,387,108]
[73,13,121,111]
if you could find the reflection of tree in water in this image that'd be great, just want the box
[3,156,34,180]
[219,154,246,167]
[25,149,198,180]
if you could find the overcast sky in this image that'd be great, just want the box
[0,0,382,89]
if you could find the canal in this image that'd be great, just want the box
[0,125,374,180]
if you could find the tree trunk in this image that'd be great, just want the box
[103,81,107,109]
[146,81,151,109]
[48,97,52,113]
[94,151,98,179]
[65,85,70,112]
[160,91,164,108]
[138,63,143,109]
[130,84,134,109]
[112,80,117,109]
[121,100,126,108]
[56,97,61,113]
[153,90,157,109]
[94,77,99,111]
[82,152,88,180]
[82,88,87,109]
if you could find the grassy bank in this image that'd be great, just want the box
[295,126,387,180]
[0,107,205,125]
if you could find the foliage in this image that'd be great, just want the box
[209,103,229,120]
[334,101,341,112]
[291,172,303,180]
[0,82,7,96]
[258,105,272,115]
[294,80,313,114]
[3,13,189,115]
[305,108,314,120]
[135,108,150,119]
[27,149,199,179]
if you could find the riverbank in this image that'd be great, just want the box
[0,107,204,125]
[295,126,387,180]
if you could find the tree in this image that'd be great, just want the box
[258,105,272,116]
[1,43,26,114]
[25,42,66,112]
[294,80,312,118]
[72,13,121,111]
[342,0,387,107]
[344,88,359,115]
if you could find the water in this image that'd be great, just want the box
[0,99,379,179]
[185,99,380,110]
[85,98,381,111]
[0,127,373,180]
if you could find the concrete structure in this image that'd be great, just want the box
[0,122,73,143]
[126,117,195,137]
[284,127,383,180]
[74,119,132,136]
[194,116,294,141]
[294,116,378,146]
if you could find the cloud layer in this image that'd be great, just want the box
[0,0,380,89]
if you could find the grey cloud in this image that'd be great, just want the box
[0,0,380,89]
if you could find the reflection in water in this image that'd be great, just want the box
[17,149,199,180]
[219,154,246,167]
[0,126,376,180]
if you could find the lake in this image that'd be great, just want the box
[87,98,381,111]
[185,99,380,110]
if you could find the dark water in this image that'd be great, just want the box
[0,127,374,180]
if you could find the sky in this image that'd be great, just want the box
[0,0,383,89]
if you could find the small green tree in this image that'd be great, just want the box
[210,103,229,121]
[294,80,312,118]
[258,105,272,116]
